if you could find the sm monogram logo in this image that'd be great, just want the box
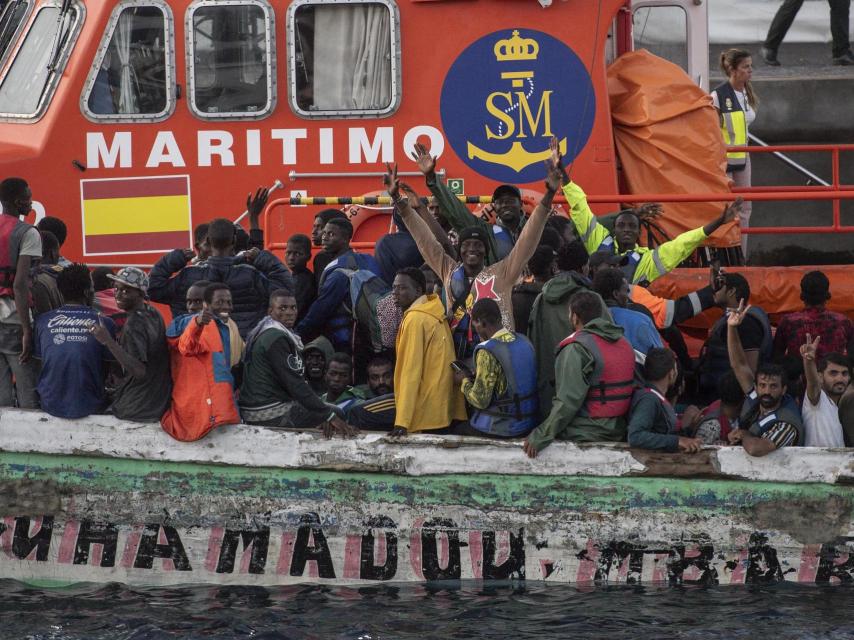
[441,29,594,184]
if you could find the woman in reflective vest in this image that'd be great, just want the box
[712,49,758,259]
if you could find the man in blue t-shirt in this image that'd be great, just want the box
[34,263,116,419]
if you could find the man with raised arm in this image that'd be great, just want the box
[799,334,849,447]
[726,301,803,456]
[562,167,742,284]
[412,142,524,264]
[387,139,562,358]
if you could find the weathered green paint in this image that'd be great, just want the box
[2,451,852,515]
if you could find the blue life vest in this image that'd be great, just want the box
[594,236,644,284]
[469,333,539,437]
[492,225,514,261]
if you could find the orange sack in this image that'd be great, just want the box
[607,50,739,248]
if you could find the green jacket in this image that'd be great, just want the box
[528,273,611,417]
[564,181,707,284]
[239,327,330,415]
[526,317,629,451]
[426,175,523,266]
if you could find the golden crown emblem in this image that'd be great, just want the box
[494,30,539,62]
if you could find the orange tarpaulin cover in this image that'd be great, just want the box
[607,50,739,248]
[650,266,854,328]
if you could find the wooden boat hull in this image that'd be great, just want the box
[0,411,853,587]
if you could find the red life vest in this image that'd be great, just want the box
[557,330,635,418]
[0,214,31,297]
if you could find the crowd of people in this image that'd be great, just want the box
[1,137,852,457]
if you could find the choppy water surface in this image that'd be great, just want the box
[3,580,853,640]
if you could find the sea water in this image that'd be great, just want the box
[2,580,853,639]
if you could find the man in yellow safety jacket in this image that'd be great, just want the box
[563,179,741,286]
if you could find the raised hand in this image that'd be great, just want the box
[383,162,401,200]
[411,142,437,177]
[196,308,214,326]
[543,157,562,193]
[726,299,751,327]
[635,203,663,220]
[721,197,744,225]
[89,316,112,345]
[549,136,562,169]
[247,187,269,222]
[799,333,821,361]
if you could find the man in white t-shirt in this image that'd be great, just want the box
[800,333,850,447]
[0,178,42,409]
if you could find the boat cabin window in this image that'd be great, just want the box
[0,0,32,67]
[187,0,275,120]
[83,3,174,122]
[632,5,688,74]
[0,2,82,119]
[288,0,401,118]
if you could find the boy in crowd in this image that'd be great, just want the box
[285,233,316,321]
[36,216,71,267]
[800,334,849,447]
[240,290,353,436]
[90,267,171,423]
[303,336,333,394]
[0,177,41,409]
[593,267,662,356]
[455,298,538,438]
[296,218,382,353]
[726,301,803,456]
[322,352,366,409]
[390,267,466,436]
[774,270,854,361]
[524,290,635,457]
[34,263,116,419]
[31,230,63,318]
[149,217,292,336]
[160,283,243,441]
[627,348,703,452]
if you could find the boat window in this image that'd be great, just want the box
[0,0,32,66]
[83,3,174,121]
[288,0,401,118]
[187,0,275,120]
[633,5,688,73]
[0,2,82,119]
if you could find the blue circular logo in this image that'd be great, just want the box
[440,29,595,184]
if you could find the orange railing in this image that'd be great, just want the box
[261,143,854,249]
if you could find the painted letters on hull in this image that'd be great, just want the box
[2,510,854,587]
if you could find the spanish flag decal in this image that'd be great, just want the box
[81,175,192,255]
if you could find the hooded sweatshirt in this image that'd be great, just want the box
[526,317,630,450]
[394,294,467,432]
[527,273,610,416]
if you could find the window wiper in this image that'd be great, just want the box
[45,0,72,72]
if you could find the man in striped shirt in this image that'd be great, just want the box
[726,301,803,456]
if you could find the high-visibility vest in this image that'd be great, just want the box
[713,82,748,173]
